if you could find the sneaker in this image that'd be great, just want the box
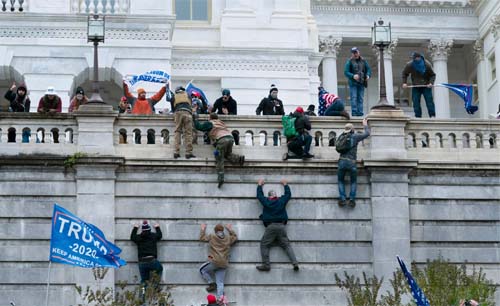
[173,153,181,159]
[338,200,347,207]
[256,264,271,271]
[293,264,299,271]
[206,282,217,292]
[185,154,196,159]
[340,110,350,119]
[348,199,356,207]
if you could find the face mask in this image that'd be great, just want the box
[271,92,278,99]
[216,231,225,239]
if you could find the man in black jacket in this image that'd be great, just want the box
[212,88,237,115]
[255,178,299,272]
[4,82,30,112]
[256,85,284,115]
[287,107,314,159]
[130,221,163,284]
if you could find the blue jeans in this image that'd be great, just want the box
[337,159,357,201]
[324,99,345,116]
[412,87,435,118]
[297,133,312,155]
[349,84,365,116]
[200,261,227,298]
[138,259,163,284]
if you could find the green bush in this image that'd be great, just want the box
[335,257,496,306]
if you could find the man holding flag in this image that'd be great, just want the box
[402,52,436,118]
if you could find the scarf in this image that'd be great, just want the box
[412,58,426,75]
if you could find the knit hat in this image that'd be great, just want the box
[120,96,128,102]
[295,106,304,114]
[75,86,85,95]
[137,88,146,95]
[214,224,224,232]
[307,104,315,111]
[222,88,231,96]
[141,220,151,231]
[269,84,278,94]
[207,294,217,304]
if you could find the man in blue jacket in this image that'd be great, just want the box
[255,178,299,272]
[344,47,371,117]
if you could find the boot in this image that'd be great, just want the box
[206,282,217,292]
[348,199,356,207]
[293,264,300,271]
[338,199,347,207]
[340,110,350,120]
[173,153,180,159]
[239,155,245,166]
[185,153,196,159]
[217,174,224,188]
[256,264,270,271]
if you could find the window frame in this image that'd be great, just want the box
[173,0,212,23]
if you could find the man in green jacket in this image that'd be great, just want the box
[193,110,245,188]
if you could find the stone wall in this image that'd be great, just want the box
[0,106,499,306]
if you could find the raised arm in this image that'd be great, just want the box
[199,224,209,242]
[130,225,140,242]
[154,224,162,241]
[226,224,238,245]
[123,82,135,98]
[150,86,167,103]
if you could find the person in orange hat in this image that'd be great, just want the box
[122,81,166,115]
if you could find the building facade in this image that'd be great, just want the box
[0,0,498,118]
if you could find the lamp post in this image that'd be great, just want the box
[371,18,396,110]
[87,14,105,104]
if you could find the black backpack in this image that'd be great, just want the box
[335,132,353,154]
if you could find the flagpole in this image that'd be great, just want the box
[45,261,52,306]
[405,84,478,88]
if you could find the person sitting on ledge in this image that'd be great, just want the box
[286,107,314,159]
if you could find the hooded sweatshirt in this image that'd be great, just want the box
[200,227,237,268]
[123,83,166,115]
[4,84,31,112]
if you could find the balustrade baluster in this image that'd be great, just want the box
[105,0,111,13]
[72,0,80,13]
[96,0,103,13]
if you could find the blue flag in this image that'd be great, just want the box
[186,81,210,107]
[438,83,478,115]
[49,204,126,268]
[397,256,431,306]
[124,70,170,87]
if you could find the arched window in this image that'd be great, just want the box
[448,133,457,148]
[462,133,470,148]
[328,132,336,147]
[245,131,254,146]
[147,129,155,144]
[161,129,169,144]
[259,131,267,146]
[133,129,142,144]
[7,128,16,143]
[22,127,31,143]
[435,133,443,148]
[315,131,323,147]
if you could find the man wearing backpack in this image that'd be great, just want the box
[336,118,370,207]
[284,107,313,159]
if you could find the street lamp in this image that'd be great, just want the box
[371,18,396,110]
[87,14,105,104]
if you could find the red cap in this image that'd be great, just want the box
[295,106,304,113]
[121,96,127,102]
[207,294,217,303]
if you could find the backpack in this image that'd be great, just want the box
[335,132,353,154]
[282,115,298,138]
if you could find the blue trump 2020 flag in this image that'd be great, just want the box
[397,256,431,306]
[49,204,126,268]
[186,81,210,107]
[438,83,478,115]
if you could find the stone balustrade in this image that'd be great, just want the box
[0,0,26,12]
[71,0,129,14]
[0,110,498,164]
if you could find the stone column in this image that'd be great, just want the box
[384,40,398,106]
[365,109,415,293]
[473,39,489,119]
[319,36,342,95]
[492,16,500,116]
[429,39,454,119]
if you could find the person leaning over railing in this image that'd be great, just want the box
[4,82,30,112]
[68,87,89,113]
[37,87,61,114]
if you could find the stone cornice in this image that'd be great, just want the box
[172,60,309,73]
[319,36,342,58]
[428,39,454,61]
[0,26,170,41]
[311,4,475,16]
